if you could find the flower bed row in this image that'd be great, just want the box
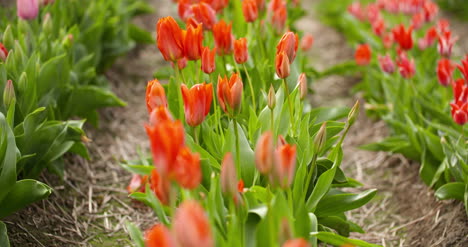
[0,0,153,245]
[317,0,467,214]
[123,1,381,247]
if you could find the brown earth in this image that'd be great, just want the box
[4,1,468,247]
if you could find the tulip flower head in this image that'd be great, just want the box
[191,2,217,30]
[220,153,238,197]
[271,136,297,189]
[217,73,243,115]
[392,24,413,50]
[271,4,287,34]
[436,59,454,87]
[201,47,216,74]
[423,1,438,22]
[275,51,290,79]
[181,82,213,126]
[300,34,314,51]
[450,101,467,125]
[277,32,299,64]
[438,30,457,57]
[184,23,203,61]
[298,73,307,100]
[348,2,366,21]
[145,224,176,247]
[378,55,395,74]
[282,238,310,247]
[452,78,467,104]
[397,53,415,79]
[213,20,234,56]
[203,0,229,12]
[173,200,214,247]
[242,0,258,23]
[146,79,168,113]
[173,147,201,189]
[255,131,274,174]
[0,43,8,61]
[418,26,437,50]
[234,38,249,64]
[157,17,185,62]
[372,18,385,37]
[17,0,39,20]
[149,106,173,126]
[150,169,172,205]
[355,44,371,66]
[458,55,468,81]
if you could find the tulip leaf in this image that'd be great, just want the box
[314,189,377,217]
[0,113,16,203]
[120,163,154,175]
[306,167,336,212]
[310,232,382,247]
[0,221,9,247]
[125,221,144,247]
[435,182,465,201]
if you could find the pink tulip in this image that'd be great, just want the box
[17,0,39,20]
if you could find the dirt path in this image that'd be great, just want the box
[298,1,468,246]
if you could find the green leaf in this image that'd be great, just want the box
[121,164,154,175]
[125,221,144,247]
[129,24,154,44]
[0,221,9,247]
[0,113,16,203]
[311,232,382,247]
[434,182,465,201]
[306,167,336,211]
[0,179,52,218]
[315,189,377,217]
[310,107,350,123]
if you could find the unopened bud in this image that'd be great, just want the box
[298,73,307,100]
[268,85,276,110]
[3,80,15,108]
[348,100,360,126]
[313,122,327,154]
[42,13,53,35]
[220,153,238,198]
[18,72,28,93]
[3,25,14,50]
[62,34,74,48]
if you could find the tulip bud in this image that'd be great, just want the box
[17,0,39,20]
[201,47,216,74]
[300,34,314,51]
[275,51,290,79]
[347,101,360,126]
[18,72,28,93]
[0,43,8,62]
[220,153,238,197]
[42,13,53,35]
[255,131,274,174]
[146,79,168,113]
[242,0,259,23]
[268,85,276,110]
[272,137,296,189]
[62,34,74,48]
[234,38,248,64]
[298,73,307,100]
[3,26,14,52]
[3,80,15,108]
[313,122,327,154]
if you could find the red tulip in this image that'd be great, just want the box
[220,153,238,197]
[450,101,467,125]
[234,38,249,64]
[397,53,415,79]
[366,3,381,23]
[436,19,450,33]
[213,20,234,56]
[411,12,424,30]
[150,169,171,205]
[298,73,307,100]
[0,43,8,61]
[157,17,185,62]
[300,34,314,51]
[418,26,437,50]
[145,224,176,247]
[452,79,467,103]
[282,238,310,247]
[268,0,283,12]
[271,4,287,34]
[181,82,213,126]
[173,147,201,189]
[17,0,39,20]
[423,1,438,22]
[458,55,468,82]
[277,32,299,64]
[355,44,371,66]
[275,51,290,79]
[255,131,274,174]
[127,174,148,193]
[217,73,243,114]
[145,119,185,175]
[146,79,168,113]
[438,30,457,57]
[378,55,395,74]
[192,3,217,30]
[372,18,385,37]
[272,136,296,189]
[203,0,229,12]
[242,0,258,23]
[173,200,214,247]
[382,33,393,49]
[201,47,216,74]
[392,24,413,51]
[184,23,203,61]
[436,59,454,86]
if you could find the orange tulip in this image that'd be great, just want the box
[145,224,176,247]
[173,147,201,189]
[277,32,299,64]
[146,79,168,113]
[213,20,234,56]
[149,106,173,126]
[150,169,171,205]
[271,4,287,34]
[298,73,307,100]
[202,0,229,12]
[272,136,296,189]
[184,23,203,61]
[255,131,274,174]
[157,16,185,62]
[220,153,238,197]
[282,238,310,247]
[300,34,314,51]
[242,0,258,23]
[256,0,265,11]
[355,44,371,66]
[192,2,217,30]
[217,73,243,115]
[201,47,216,74]
[234,38,249,64]
[275,51,290,79]
[173,200,214,247]
[181,82,213,126]
[145,119,185,174]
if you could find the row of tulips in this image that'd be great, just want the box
[123,1,381,247]
[0,0,153,245]
[317,0,467,214]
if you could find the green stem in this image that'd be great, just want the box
[283,79,295,133]
[287,188,294,214]
[270,108,274,133]
[197,60,201,83]
[243,64,257,111]
[193,125,199,144]
[304,154,318,198]
[222,55,228,75]
[174,67,185,121]
[233,118,241,176]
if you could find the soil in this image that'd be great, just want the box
[4,1,468,247]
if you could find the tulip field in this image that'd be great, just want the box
[0,0,467,246]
